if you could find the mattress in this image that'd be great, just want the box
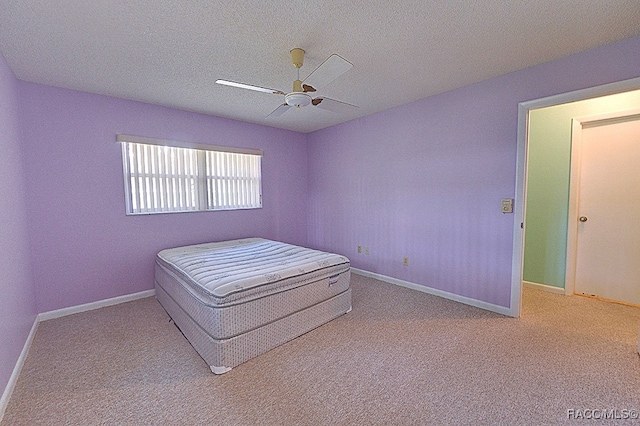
[154,238,351,373]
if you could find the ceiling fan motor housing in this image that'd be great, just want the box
[285,92,311,108]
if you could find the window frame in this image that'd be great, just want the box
[117,134,263,215]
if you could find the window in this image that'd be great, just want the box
[118,134,262,215]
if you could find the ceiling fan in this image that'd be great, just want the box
[216,48,357,118]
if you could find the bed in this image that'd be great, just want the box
[154,238,351,374]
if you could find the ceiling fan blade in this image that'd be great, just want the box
[266,103,292,118]
[312,97,358,113]
[216,79,285,95]
[302,84,316,93]
[302,54,353,89]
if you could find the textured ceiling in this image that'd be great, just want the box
[1,1,639,133]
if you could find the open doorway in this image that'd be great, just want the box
[510,77,640,317]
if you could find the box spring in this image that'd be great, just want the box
[154,238,351,373]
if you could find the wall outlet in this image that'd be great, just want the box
[357,245,362,254]
[501,198,514,214]
[365,247,370,255]
[403,257,409,266]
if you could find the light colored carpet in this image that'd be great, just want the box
[2,273,639,425]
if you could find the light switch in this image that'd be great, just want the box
[501,198,513,214]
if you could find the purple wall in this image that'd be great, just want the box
[19,84,309,313]
[307,36,640,307]
[0,54,37,398]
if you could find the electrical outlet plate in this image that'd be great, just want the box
[403,257,409,266]
[365,247,370,255]
[501,198,514,214]
[357,245,362,254]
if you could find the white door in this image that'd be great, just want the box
[573,114,640,306]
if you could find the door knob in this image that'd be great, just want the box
[579,216,588,222]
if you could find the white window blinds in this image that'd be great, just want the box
[118,135,262,215]
[205,150,262,210]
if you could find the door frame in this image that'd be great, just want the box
[565,108,640,296]
[510,76,640,317]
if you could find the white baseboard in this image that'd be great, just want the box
[522,280,565,295]
[0,288,156,422]
[38,289,156,322]
[0,318,38,424]
[351,268,514,317]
